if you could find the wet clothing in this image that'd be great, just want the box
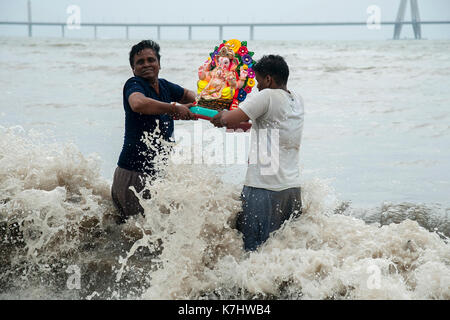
[237,89,305,251]
[117,76,184,175]
[111,166,151,224]
[237,186,302,251]
[112,76,184,222]
[239,88,304,191]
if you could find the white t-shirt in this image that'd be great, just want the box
[239,88,304,191]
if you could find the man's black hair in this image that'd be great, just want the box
[129,40,161,68]
[252,55,289,86]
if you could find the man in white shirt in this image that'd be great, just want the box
[211,55,304,251]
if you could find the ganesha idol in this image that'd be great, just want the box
[197,44,248,106]
[192,39,255,116]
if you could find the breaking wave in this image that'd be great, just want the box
[0,127,448,300]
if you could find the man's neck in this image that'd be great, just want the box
[147,77,159,94]
[268,80,288,92]
[148,77,158,87]
[272,85,289,93]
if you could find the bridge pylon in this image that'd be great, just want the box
[394,0,422,39]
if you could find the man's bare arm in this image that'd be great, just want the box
[128,92,195,119]
[210,109,250,129]
[178,89,197,104]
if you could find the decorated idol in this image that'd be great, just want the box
[194,39,256,112]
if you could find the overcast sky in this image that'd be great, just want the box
[1,0,449,40]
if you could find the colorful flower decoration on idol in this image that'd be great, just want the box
[238,46,248,56]
[224,39,241,53]
[196,39,255,113]
[237,89,247,102]
[210,50,218,60]
[242,54,252,66]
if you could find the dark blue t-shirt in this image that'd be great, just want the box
[117,76,184,174]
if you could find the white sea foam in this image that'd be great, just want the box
[0,127,448,300]
[137,163,449,300]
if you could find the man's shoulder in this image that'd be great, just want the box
[248,89,284,107]
[290,91,304,111]
[262,88,280,95]
[123,76,148,97]
[159,78,185,99]
[242,89,270,105]
[268,89,303,107]
[249,88,281,102]
[124,76,146,87]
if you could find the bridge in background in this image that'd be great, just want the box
[1,0,449,40]
[2,20,450,40]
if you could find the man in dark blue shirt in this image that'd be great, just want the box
[111,40,196,224]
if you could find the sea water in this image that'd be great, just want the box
[0,37,449,299]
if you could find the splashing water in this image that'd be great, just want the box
[0,126,448,300]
